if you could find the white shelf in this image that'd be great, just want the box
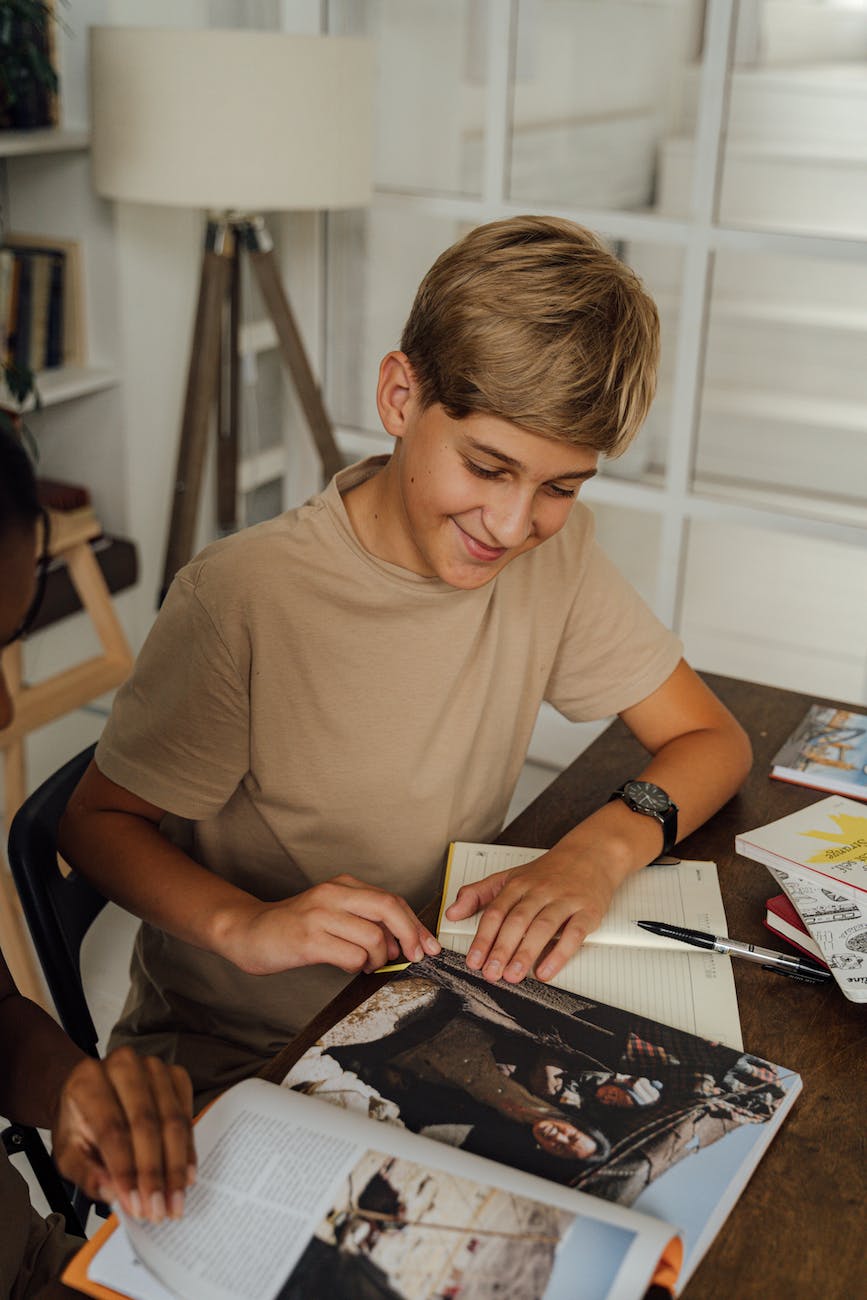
[1,365,117,411]
[239,319,278,356]
[239,446,287,493]
[0,128,89,158]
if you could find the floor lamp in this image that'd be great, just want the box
[90,27,373,601]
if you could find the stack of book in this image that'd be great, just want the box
[0,234,82,375]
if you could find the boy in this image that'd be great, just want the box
[60,217,751,1105]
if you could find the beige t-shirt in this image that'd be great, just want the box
[98,457,682,1101]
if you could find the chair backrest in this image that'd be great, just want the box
[7,743,105,1058]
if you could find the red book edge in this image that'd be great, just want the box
[763,894,829,967]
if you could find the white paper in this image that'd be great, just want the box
[439,845,743,1049]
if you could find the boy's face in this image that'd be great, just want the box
[389,402,598,590]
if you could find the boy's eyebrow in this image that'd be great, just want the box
[464,437,598,481]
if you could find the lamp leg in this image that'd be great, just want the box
[217,231,241,534]
[242,220,344,484]
[160,220,231,605]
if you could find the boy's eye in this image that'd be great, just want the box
[464,459,504,481]
[547,483,576,500]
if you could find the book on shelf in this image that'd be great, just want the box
[736,795,867,1003]
[11,249,33,369]
[412,842,742,1048]
[0,247,16,362]
[2,231,85,372]
[66,952,801,1300]
[763,893,825,964]
[769,704,867,802]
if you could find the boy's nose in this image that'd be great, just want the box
[486,492,535,548]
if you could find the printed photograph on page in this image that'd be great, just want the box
[284,951,797,1209]
[275,1148,574,1300]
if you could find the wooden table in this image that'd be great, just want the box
[264,673,866,1299]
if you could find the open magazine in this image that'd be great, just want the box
[65,953,800,1300]
[282,951,800,1294]
[67,1077,681,1300]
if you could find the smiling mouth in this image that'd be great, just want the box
[453,520,506,561]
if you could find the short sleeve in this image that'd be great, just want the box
[95,571,250,818]
[545,540,683,721]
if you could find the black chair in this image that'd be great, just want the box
[7,742,105,1058]
[6,741,107,1229]
[1,1123,84,1237]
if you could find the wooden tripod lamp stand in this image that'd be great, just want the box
[90,26,374,599]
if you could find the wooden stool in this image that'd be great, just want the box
[0,510,134,1005]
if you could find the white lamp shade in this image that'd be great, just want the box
[90,27,374,212]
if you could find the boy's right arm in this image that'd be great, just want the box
[59,761,440,975]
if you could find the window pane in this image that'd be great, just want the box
[585,501,662,609]
[694,249,867,508]
[326,207,466,436]
[681,520,867,704]
[510,0,704,213]
[329,0,486,196]
[598,241,685,483]
[718,2,867,237]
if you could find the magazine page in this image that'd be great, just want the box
[69,1077,678,1300]
[436,847,742,1048]
[284,951,801,1291]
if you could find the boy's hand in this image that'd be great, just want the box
[51,1048,196,1222]
[225,874,441,976]
[444,848,619,984]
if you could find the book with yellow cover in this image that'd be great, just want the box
[736,795,867,1002]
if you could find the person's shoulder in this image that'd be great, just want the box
[179,498,324,596]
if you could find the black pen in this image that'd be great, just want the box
[635,920,832,983]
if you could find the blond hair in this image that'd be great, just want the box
[400,216,659,455]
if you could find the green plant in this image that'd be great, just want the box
[0,1,67,130]
[0,356,39,448]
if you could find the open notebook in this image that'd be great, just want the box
[437,843,742,1049]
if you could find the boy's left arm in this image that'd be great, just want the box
[445,659,752,986]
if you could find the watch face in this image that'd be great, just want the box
[623,781,671,814]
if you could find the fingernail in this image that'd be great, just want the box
[536,961,552,980]
[413,945,423,962]
[129,1189,144,1221]
[467,949,483,969]
[483,959,501,980]
[505,960,523,980]
[170,1191,185,1219]
[423,935,441,954]
[150,1191,166,1223]
[187,1164,197,1186]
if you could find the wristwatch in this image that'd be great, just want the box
[608,780,678,858]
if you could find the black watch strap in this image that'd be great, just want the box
[609,780,678,858]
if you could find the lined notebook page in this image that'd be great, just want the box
[438,843,742,1050]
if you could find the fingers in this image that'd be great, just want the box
[52,1049,196,1223]
[468,893,583,983]
[444,871,509,921]
[326,877,440,964]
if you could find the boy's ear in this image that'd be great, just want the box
[376,351,415,440]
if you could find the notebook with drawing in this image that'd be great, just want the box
[437,843,742,1049]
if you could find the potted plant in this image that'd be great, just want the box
[0,357,39,452]
[0,2,63,131]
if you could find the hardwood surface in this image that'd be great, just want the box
[264,673,867,1299]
